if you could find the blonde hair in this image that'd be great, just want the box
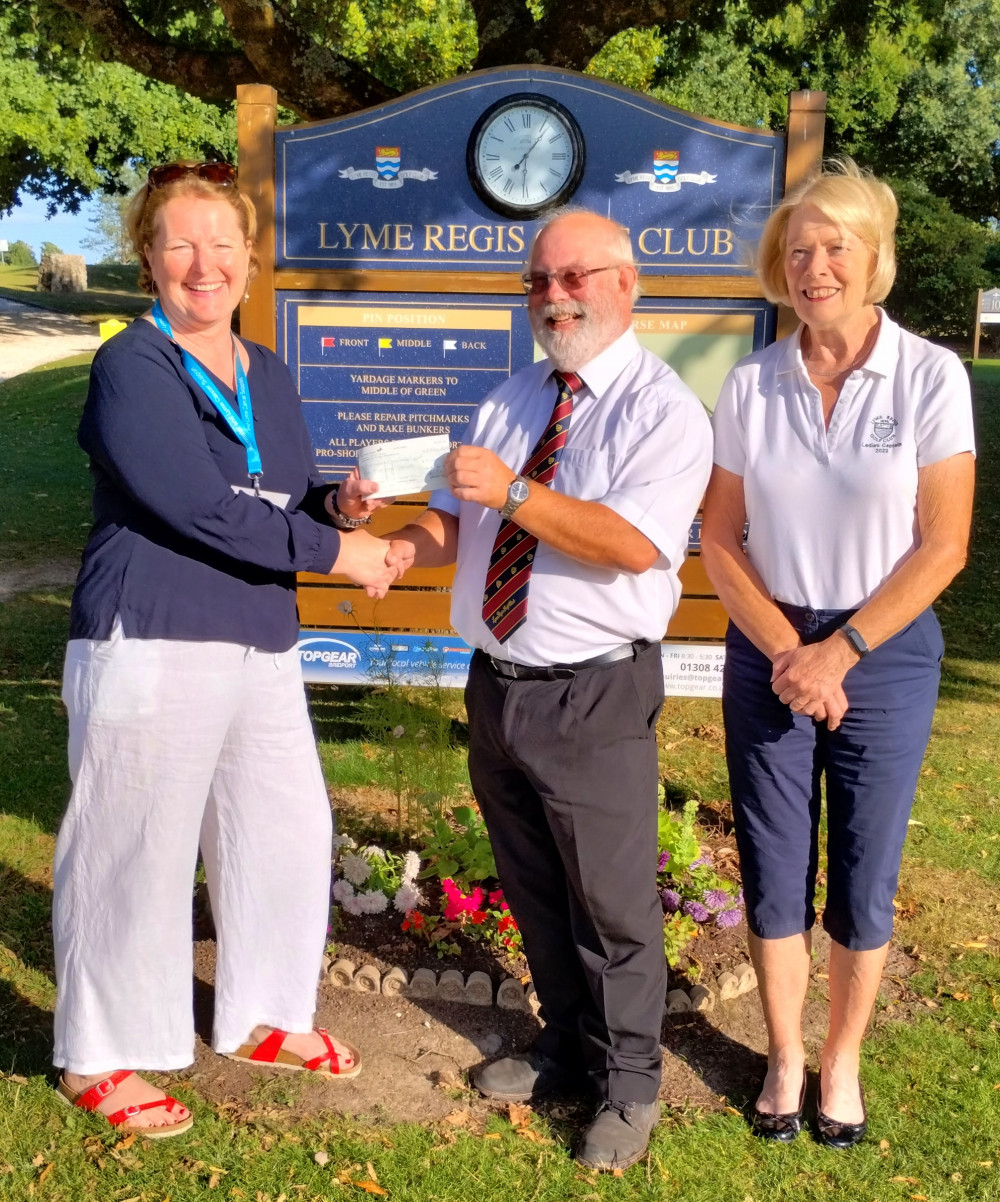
[126,166,260,295]
[756,158,898,305]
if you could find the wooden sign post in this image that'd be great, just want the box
[973,287,1000,361]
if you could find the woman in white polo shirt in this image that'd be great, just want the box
[701,160,975,1148]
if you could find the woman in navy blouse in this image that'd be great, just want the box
[52,162,393,1135]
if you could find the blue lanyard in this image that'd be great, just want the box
[152,300,262,487]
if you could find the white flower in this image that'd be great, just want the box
[331,833,357,853]
[340,853,372,886]
[366,846,386,860]
[332,879,355,904]
[359,889,390,914]
[402,850,421,883]
[341,893,366,916]
[393,881,423,913]
[392,725,405,738]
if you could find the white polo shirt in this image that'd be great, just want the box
[430,328,713,665]
[712,309,976,610]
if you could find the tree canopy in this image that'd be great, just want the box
[8,1,997,217]
[3,1,998,331]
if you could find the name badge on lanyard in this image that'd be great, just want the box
[151,299,263,494]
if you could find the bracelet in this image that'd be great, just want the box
[327,483,372,531]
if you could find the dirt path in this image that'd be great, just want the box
[0,295,101,381]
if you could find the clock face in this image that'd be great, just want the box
[467,93,585,219]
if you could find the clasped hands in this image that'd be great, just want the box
[331,449,513,599]
[770,635,857,730]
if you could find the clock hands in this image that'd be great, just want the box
[512,122,549,174]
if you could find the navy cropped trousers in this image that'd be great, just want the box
[723,605,943,952]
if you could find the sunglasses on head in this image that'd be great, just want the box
[147,162,237,190]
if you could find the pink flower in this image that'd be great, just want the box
[489,889,505,905]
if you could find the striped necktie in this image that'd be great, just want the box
[482,371,582,643]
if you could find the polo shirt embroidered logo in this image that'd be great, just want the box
[863,414,902,452]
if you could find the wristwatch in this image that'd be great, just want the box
[327,483,373,531]
[500,476,531,520]
[839,622,870,659]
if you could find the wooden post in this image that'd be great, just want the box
[776,90,827,339]
[972,289,982,361]
[237,84,278,350]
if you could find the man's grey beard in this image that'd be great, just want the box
[529,301,622,371]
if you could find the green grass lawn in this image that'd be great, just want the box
[0,262,147,323]
[0,361,997,1200]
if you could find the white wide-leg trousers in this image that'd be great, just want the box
[53,623,333,1075]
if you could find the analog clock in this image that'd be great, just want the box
[467,93,585,219]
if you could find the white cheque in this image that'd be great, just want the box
[356,433,451,498]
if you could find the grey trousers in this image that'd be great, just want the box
[465,643,666,1104]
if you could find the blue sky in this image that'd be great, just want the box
[0,195,102,260]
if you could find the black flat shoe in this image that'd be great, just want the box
[816,1082,867,1149]
[751,1074,806,1142]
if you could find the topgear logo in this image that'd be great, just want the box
[297,637,362,669]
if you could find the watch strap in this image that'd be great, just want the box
[500,476,530,520]
[840,622,870,658]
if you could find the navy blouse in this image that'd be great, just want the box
[69,319,341,652]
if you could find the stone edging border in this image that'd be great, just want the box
[322,957,758,1013]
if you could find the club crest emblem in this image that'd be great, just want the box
[871,415,898,441]
[652,151,679,185]
[616,149,715,193]
[339,146,437,189]
[375,146,400,182]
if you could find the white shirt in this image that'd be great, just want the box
[712,310,976,610]
[430,328,713,665]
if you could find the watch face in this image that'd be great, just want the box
[467,93,585,219]
[509,479,530,503]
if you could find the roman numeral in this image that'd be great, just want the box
[503,116,515,132]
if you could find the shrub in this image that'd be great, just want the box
[887,179,992,340]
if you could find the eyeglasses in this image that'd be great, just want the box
[147,162,238,190]
[520,264,624,295]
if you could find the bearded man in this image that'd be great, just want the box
[384,210,712,1171]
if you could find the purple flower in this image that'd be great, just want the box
[657,851,671,872]
[683,900,710,923]
[716,907,743,929]
[703,888,732,912]
[661,888,682,913]
[690,854,712,869]
[735,887,744,907]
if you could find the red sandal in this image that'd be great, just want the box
[227,1027,362,1079]
[55,1070,194,1138]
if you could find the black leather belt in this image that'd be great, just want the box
[483,640,652,681]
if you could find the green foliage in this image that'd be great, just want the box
[360,638,467,834]
[6,237,35,266]
[417,804,497,885]
[657,797,743,967]
[597,2,999,225]
[657,797,701,869]
[0,4,235,214]
[887,178,993,338]
[39,239,61,257]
